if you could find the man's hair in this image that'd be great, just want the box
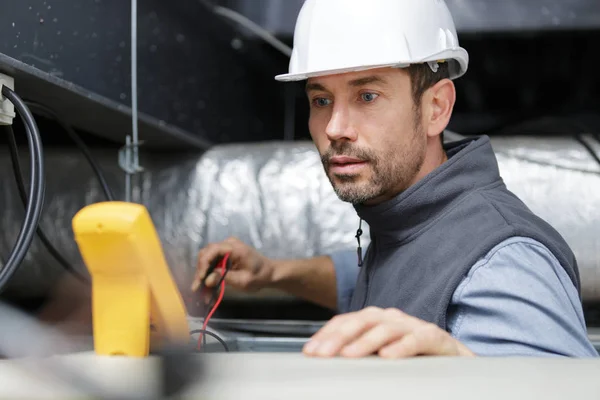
[406,62,451,144]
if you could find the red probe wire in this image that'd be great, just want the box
[196,252,230,350]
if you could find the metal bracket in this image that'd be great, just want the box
[427,61,440,73]
[118,135,144,202]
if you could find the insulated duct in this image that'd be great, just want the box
[0,142,363,300]
[0,135,599,303]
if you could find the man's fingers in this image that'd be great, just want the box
[378,323,473,358]
[335,309,418,358]
[303,306,475,359]
[220,270,254,291]
[303,315,364,357]
[307,314,350,342]
[339,321,411,358]
[191,242,234,291]
[203,272,221,288]
[303,307,386,357]
[309,308,380,342]
[378,328,427,358]
[224,236,240,245]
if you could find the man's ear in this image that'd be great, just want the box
[424,79,456,139]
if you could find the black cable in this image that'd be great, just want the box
[575,135,600,168]
[566,120,600,169]
[189,329,229,352]
[590,134,600,168]
[198,256,230,316]
[0,86,45,293]
[24,101,115,202]
[202,259,231,347]
[5,125,88,284]
[204,264,231,316]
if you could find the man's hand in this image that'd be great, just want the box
[191,237,274,294]
[191,238,340,310]
[303,306,475,358]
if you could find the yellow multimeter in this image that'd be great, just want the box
[72,201,190,357]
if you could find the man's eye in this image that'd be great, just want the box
[313,98,332,107]
[361,93,379,102]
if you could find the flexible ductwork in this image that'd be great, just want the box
[0,135,599,303]
[0,142,363,300]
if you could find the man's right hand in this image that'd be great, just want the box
[191,237,340,311]
[191,237,274,294]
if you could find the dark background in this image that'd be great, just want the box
[0,0,598,150]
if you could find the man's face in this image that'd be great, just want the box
[306,67,427,205]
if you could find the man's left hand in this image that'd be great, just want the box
[303,306,475,358]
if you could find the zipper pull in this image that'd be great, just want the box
[356,219,364,267]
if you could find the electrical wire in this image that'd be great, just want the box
[201,276,225,349]
[575,134,600,168]
[5,125,88,283]
[203,259,231,321]
[203,258,231,339]
[0,86,45,293]
[9,100,114,283]
[566,119,600,169]
[567,122,600,170]
[17,101,118,282]
[190,329,229,352]
[196,253,231,350]
[24,101,115,201]
[199,274,226,349]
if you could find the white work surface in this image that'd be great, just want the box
[0,352,599,399]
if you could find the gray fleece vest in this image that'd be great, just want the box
[348,135,580,330]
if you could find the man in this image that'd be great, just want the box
[192,0,598,358]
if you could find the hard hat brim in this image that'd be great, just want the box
[274,49,469,82]
[274,63,404,82]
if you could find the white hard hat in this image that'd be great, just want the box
[275,0,469,82]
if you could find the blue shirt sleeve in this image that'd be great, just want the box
[447,236,598,357]
[329,249,359,313]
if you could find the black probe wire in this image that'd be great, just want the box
[0,86,45,293]
[197,258,231,348]
[190,329,229,352]
[24,101,116,202]
[5,125,89,284]
[205,264,230,347]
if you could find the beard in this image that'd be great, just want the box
[321,125,426,205]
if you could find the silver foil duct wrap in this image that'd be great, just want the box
[0,135,599,303]
[0,142,366,300]
[491,135,600,302]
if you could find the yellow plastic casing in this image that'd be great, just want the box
[72,201,190,357]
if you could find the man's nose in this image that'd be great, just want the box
[325,106,357,142]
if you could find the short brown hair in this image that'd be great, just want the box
[406,62,451,143]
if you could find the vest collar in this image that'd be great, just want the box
[354,135,502,246]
